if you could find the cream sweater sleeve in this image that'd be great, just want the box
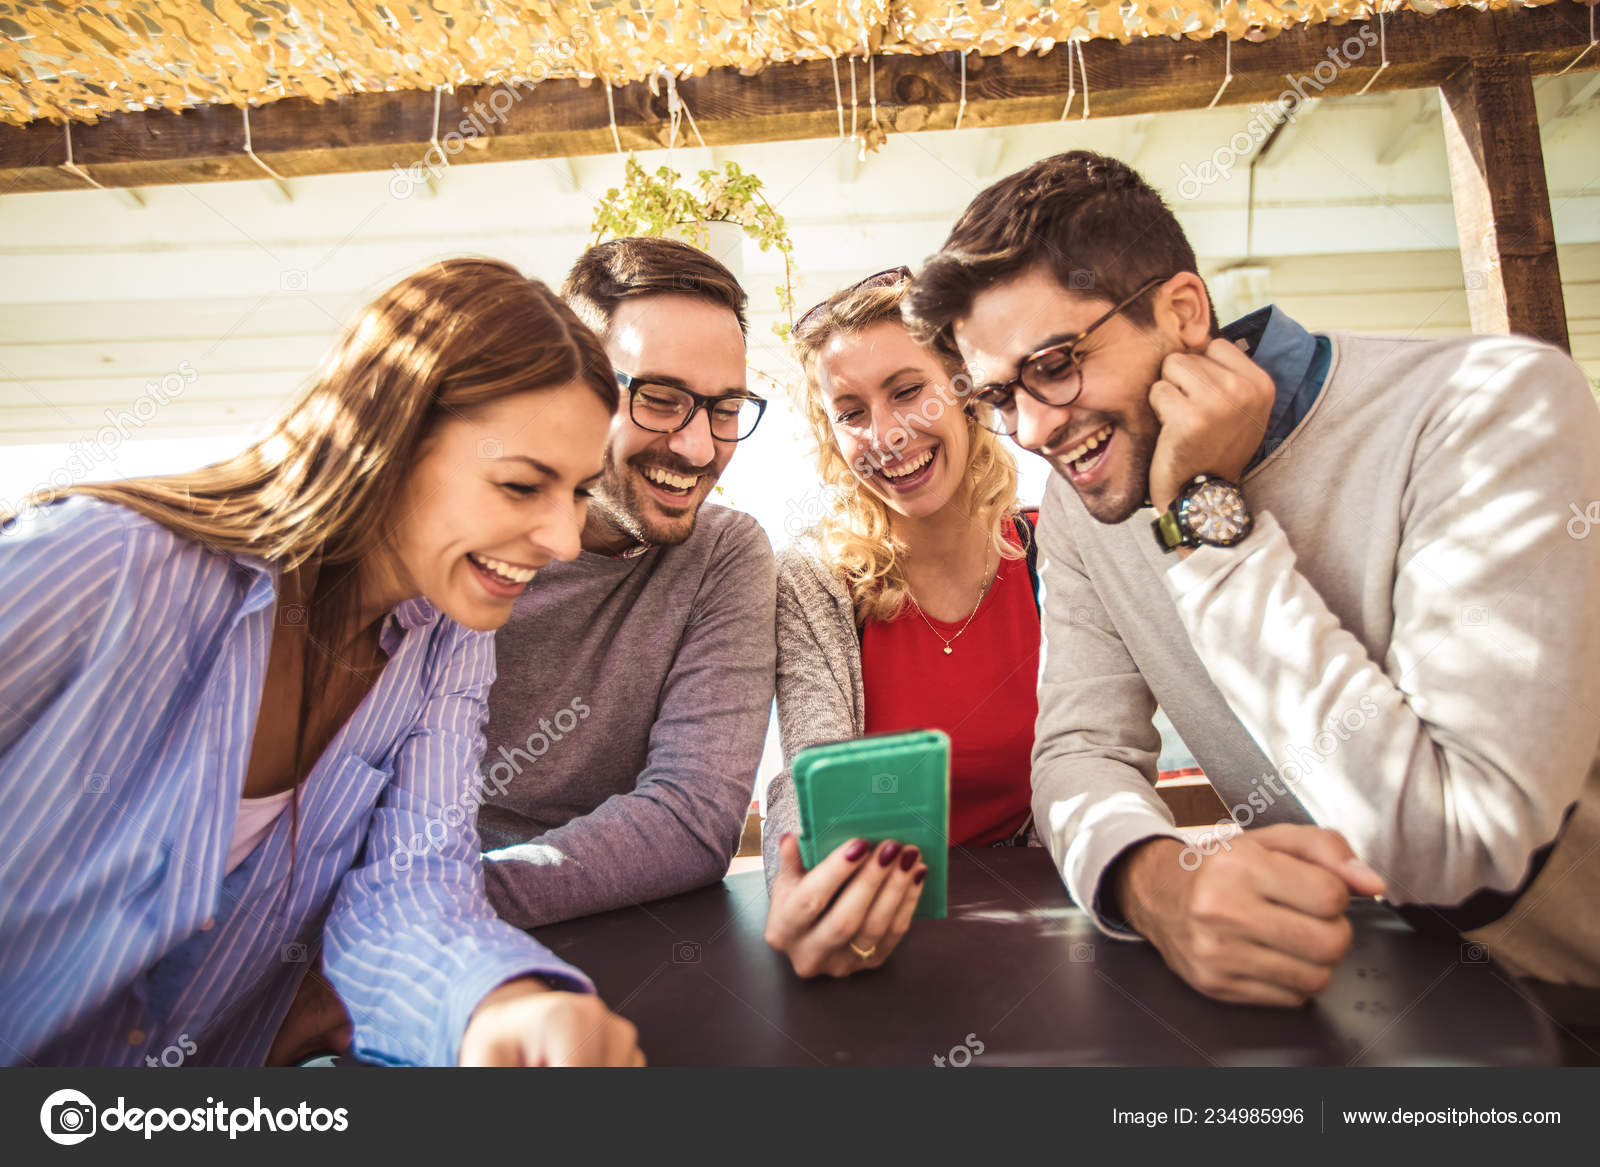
[1162,342,1600,906]
[1033,475,1184,937]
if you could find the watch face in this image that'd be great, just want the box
[1182,481,1250,544]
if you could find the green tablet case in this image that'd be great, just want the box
[792,729,950,919]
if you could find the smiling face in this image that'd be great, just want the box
[589,293,749,548]
[374,382,611,631]
[816,319,972,522]
[955,265,1178,525]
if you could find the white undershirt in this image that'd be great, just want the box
[226,789,295,874]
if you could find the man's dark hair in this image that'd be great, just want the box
[905,151,1216,358]
[563,236,749,340]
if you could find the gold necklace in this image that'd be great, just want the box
[907,556,995,656]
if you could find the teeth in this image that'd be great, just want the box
[470,553,538,584]
[642,465,698,491]
[882,449,935,479]
[1062,424,1113,466]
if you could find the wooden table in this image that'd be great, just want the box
[533,848,1562,1066]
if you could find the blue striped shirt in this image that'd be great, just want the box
[0,496,592,1067]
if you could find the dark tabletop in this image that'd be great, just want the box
[532,848,1563,1066]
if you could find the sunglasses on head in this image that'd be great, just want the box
[794,266,913,335]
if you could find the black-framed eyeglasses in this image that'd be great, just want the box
[615,371,768,442]
[794,266,913,335]
[970,276,1168,436]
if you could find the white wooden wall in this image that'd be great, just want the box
[3,87,1596,526]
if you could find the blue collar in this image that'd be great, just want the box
[1219,305,1330,472]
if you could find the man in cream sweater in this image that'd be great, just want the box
[907,150,1600,1002]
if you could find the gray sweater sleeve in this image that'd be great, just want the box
[484,519,777,927]
[1032,474,1180,936]
[762,545,864,893]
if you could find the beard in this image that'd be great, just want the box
[1048,397,1160,526]
[588,444,715,548]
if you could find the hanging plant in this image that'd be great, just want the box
[591,155,799,339]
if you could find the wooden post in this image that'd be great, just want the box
[1439,55,1570,351]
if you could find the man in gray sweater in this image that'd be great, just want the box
[907,151,1600,1000]
[479,238,777,928]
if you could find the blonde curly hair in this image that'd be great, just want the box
[789,278,1025,626]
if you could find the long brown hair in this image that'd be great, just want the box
[789,278,1022,626]
[12,257,618,899]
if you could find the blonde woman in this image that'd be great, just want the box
[763,268,1041,979]
[0,259,643,1067]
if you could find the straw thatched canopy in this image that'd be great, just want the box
[0,0,1561,125]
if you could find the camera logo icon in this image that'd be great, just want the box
[1460,941,1489,964]
[870,773,898,795]
[40,1088,97,1145]
[672,940,702,964]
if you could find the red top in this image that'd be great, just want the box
[860,517,1041,847]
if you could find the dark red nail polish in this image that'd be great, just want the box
[878,841,902,866]
[844,839,870,863]
[913,868,927,885]
[899,847,920,872]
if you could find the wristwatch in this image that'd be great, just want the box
[1151,473,1253,552]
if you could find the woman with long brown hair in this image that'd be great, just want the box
[0,258,643,1067]
[762,269,1042,979]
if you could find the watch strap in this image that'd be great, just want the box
[1151,508,1189,552]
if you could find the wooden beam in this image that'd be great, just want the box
[1440,55,1569,351]
[1,1,1595,194]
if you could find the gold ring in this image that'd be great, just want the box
[849,941,876,960]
